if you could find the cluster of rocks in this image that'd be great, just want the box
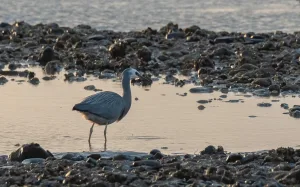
[0,21,299,92]
[2,143,300,186]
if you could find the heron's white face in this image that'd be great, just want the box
[128,68,141,79]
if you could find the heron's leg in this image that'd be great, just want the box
[104,124,108,151]
[88,123,95,145]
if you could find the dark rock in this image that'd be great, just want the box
[113,154,129,161]
[166,31,185,39]
[197,100,209,104]
[150,149,161,156]
[8,143,53,162]
[8,63,17,71]
[189,87,213,93]
[257,102,272,107]
[200,145,224,155]
[198,105,205,110]
[84,85,96,91]
[196,57,215,68]
[61,153,85,161]
[153,152,164,159]
[106,172,127,183]
[87,153,101,160]
[252,78,272,87]
[37,46,54,66]
[87,34,105,40]
[281,85,300,92]
[109,42,126,58]
[226,154,243,163]
[213,36,235,44]
[0,76,8,85]
[44,60,60,75]
[269,84,280,93]
[21,158,45,165]
[137,46,152,62]
[28,77,40,85]
[281,103,289,109]
[289,107,300,118]
[133,160,161,169]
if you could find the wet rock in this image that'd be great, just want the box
[153,152,164,159]
[61,153,85,161]
[28,77,40,85]
[226,154,243,163]
[105,172,128,183]
[166,30,185,39]
[87,153,101,160]
[44,60,60,75]
[252,78,272,87]
[289,106,300,118]
[281,85,300,92]
[257,102,272,107]
[220,94,227,98]
[87,34,105,41]
[200,145,224,155]
[253,89,271,97]
[21,158,45,165]
[37,46,54,66]
[84,85,96,91]
[189,87,213,93]
[196,57,215,69]
[113,154,129,161]
[213,36,235,44]
[198,105,205,110]
[42,76,56,81]
[150,149,161,156]
[109,42,126,58]
[137,46,152,62]
[197,100,209,104]
[133,160,161,169]
[8,63,17,71]
[269,84,280,94]
[0,76,8,85]
[211,47,234,57]
[8,143,53,162]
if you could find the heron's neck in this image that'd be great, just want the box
[122,75,132,108]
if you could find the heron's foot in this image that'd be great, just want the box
[88,123,95,144]
[104,124,108,151]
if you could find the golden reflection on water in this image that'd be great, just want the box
[0,68,299,155]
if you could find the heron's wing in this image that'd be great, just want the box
[73,91,125,120]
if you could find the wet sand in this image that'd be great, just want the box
[0,68,299,155]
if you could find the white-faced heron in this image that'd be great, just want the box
[72,67,151,150]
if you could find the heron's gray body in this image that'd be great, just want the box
[73,69,132,125]
[72,67,148,150]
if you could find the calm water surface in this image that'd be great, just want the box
[0,0,300,33]
[0,68,299,155]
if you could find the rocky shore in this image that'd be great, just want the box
[1,143,300,186]
[0,21,300,117]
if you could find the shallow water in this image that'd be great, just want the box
[0,68,299,155]
[0,0,300,33]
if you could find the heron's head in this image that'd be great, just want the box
[123,68,151,82]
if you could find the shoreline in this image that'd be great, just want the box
[1,143,300,186]
[0,21,300,185]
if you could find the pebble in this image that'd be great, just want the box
[197,100,209,104]
[257,102,272,107]
[0,76,8,85]
[28,77,40,85]
[198,105,205,110]
[189,87,213,93]
[84,85,96,90]
[21,158,45,165]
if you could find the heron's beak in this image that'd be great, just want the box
[136,72,152,82]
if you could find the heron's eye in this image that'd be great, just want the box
[135,72,140,76]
